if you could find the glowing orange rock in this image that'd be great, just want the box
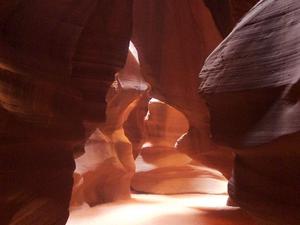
[71,50,149,206]
[132,0,234,178]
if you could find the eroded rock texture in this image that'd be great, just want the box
[0,0,132,224]
[131,99,227,195]
[132,0,235,179]
[1,0,281,224]
[71,50,149,207]
[142,99,189,150]
[199,0,300,224]
[73,0,237,201]
[71,0,261,206]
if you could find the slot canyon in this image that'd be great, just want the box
[0,1,299,225]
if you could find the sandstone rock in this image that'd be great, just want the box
[131,99,227,195]
[71,129,134,207]
[199,1,300,223]
[199,0,300,146]
[132,0,234,178]
[0,1,133,223]
[142,99,189,149]
[71,49,149,207]
[132,148,227,195]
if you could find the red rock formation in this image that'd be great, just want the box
[199,0,300,224]
[0,0,271,224]
[71,49,149,207]
[0,0,132,223]
[132,0,235,178]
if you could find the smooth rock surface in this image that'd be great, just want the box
[132,148,227,195]
[199,1,300,223]
[71,49,149,206]
[132,0,234,179]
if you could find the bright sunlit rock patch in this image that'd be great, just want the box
[67,193,254,225]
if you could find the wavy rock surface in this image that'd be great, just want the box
[131,99,227,195]
[0,1,133,224]
[132,148,227,195]
[199,0,300,146]
[132,0,235,178]
[199,1,300,223]
[71,50,149,207]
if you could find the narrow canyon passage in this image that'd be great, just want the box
[68,146,255,225]
[2,1,299,225]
